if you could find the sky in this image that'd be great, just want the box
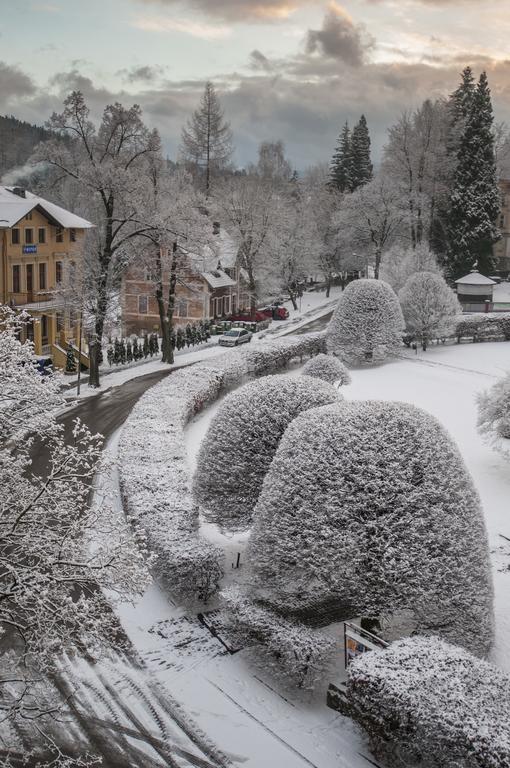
[1,0,510,168]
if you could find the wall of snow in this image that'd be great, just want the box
[118,333,326,604]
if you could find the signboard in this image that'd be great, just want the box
[344,621,387,668]
[23,245,37,254]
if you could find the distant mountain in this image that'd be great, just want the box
[0,115,54,183]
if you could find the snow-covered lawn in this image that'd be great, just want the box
[111,339,510,768]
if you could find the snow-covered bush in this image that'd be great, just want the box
[193,375,342,531]
[455,312,510,343]
[399,271,462,350]
[301,353,351,385]
[380,242,442,294]
[478,371,510,454]
[247,400,493,656]
[221,586,335,689]
[343,636,510,768]
[326,279,404,364]
[119,333,326,603]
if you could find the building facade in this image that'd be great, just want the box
[121,225,251,336]
[0,186,93,364]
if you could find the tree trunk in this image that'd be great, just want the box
[374,249,381,280]
[165,242,178,364]
[288,289,298,311]
[155,247,173,364]
[326,275,332,298]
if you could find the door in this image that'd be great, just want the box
[26,263,33,302]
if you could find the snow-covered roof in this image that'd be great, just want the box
[190,227,239,273]
[0,186,94,229]
[201,269,236,289]
[455,271,496,286]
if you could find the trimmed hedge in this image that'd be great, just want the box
[118,333,326,604]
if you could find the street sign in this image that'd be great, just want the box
[23,245,37,254]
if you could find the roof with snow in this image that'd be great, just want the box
[0,186,94,229]
[201,268,236,289]
[455,271,496,286]
[189,227,239,274]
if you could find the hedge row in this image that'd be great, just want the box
[118,333,326,604]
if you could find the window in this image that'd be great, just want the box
[41,315,48,345]
[24,228,34,245]
[55,261,63,284]
[224,295,231,315]
[177,299,187,318]
[70,228,76,242]
[38,228,46,244]
[39,263,47,290]
[25,212,32,220]
[55,227,64,243]
[11,228,20,245]
[12,265,20,293]
[138,295,148,314]
[215,298,222,316]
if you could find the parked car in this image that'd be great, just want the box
[259,304,289,320]
[218,328,252,347]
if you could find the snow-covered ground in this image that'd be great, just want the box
[109,339,510,768]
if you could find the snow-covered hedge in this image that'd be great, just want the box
[327,279,404,364]
[455,312,510,343]
[343,636,510,768]
[301,353,351,385]
[247,400,493,655]
[192,374,342,531]
[118,333,326,603]
[221,586,335,689]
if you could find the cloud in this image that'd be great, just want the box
[248,50,274,72]
[131,15,231,39]
[117,65,166,83]
[0,62,36,101]
[306,2,375,66]
[136,0,317,22]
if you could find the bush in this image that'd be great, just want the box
[343,636,510,768]
[247,400,493,655]
[478,371,510,453]
[455,312,510,343]
[221,586,335,689]
[193,374,341,531]
[399,271,462,350]
[327,279,404,364]
[301,353,351,385]
[119,333,327,603]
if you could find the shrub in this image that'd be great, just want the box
[221,586,335,689]
[477,371,510,453]
[247,400,493,655]
[301,353,351,385]
[455,312,510,343]
[399,271,462,350]
[193,374,341,531]
[327,279,404,364]
[343,636,510,768]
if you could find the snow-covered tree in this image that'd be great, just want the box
[180,81,233,195]
[343,636,510,768]
[255,140,293,183]
[332,176,408,278]
[247,400,493,656]
[0,308,149,727]
[32,91,162,387]
[329,122,352,192]
[327,278,404,364]
[350,115,373,191]
[192,374,341,531]
[301,353,351,386]
[399,271,462,350]
[380,241,442,294]
[477,372,510,455]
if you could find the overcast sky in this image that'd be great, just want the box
[1,0,510,168]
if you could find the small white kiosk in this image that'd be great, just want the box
[455,267,496,312]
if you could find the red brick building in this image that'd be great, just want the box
[121,225,252,336]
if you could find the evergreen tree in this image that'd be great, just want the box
[350,115,373,191]
[185,324,193,348]
[143,334,149,358]
[445,71,500,278]
[132,337,140,361]
[329,122,352,192]
[176,327,185,350]
[113,338,121,365]
[448,66,476,153]
[65,345,76,373]
[120,339,127,365]
[151,333,159,355]
[106,345,114,367]
[126,339,133,363]
[170,329,176,350]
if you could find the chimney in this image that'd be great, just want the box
[11,187,26,198]
[213,221,220,235]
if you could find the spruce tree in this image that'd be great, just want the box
[113,338,121,365]
[132,337,140,361]
[107,345,114,367]
[120,339,127,365]
[350,115,373,191]
[65,345,76,373]
[445,71,500,278]
[448,66,476,152]
[126,339,133,363]
[329,122,352,192]
[143,334,149,358]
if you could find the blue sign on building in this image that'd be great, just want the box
[23,245,37,254]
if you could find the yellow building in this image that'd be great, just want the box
[493,178,510,275]
[0,185,93,367]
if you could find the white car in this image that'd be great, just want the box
[218,328,253,347]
